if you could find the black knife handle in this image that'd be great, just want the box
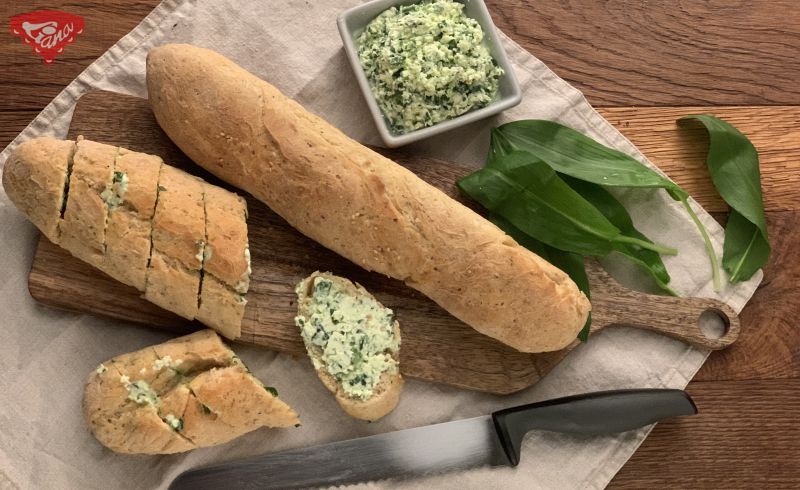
[492,389,697,466]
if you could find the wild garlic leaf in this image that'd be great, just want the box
[681,115,770,282]
[721,211,771,283]
[491,214,592,342]
[496,120,688,200]
[459,152,620,256]
[495,119,721,291]
[562,176,678,296]
[459,151,676,256]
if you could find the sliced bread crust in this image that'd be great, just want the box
[295,271,403,421]
[83,330,299,454]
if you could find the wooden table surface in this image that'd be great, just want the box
[2,0,798,487]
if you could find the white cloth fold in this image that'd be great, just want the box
[0,1,760,489]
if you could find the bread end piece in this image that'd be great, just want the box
[295,271,403,422]
[2,137,75,243]
[83,330,299,454]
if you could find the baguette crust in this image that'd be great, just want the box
[202,183,249,291]
[104,148,161,290]
[151,165,205,271]
[147,44,591,353]
[1,137,73,243]
[196,274,245,340]
[144,251,200,320]
[59,138,118,268]
[295,272,403,421]
[3,137,250,338]
[83,330,299,454]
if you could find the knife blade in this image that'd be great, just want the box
[170,389,696,489]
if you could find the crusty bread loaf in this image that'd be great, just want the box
[2,136,249,338]
[147,44,591,353]
[83,330,299,454]
[295,272,403,421]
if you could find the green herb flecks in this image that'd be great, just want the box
[264,386,279,397]
[356,0,503,133]
[680,115,770,282]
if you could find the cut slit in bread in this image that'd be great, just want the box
[294,271,403,421]
[104,148,161,290]
[83,330,299,454]
[2,137,250,339]
[59,138,118,269]
[196,182,249,338]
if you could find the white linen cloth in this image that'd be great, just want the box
[0,1,761,488]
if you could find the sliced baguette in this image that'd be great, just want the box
[59,138,118,268]
[3,137,250,339]
[195,182,250,337]
[294,272,403,421]
[103,148,161,290]
[83,330,299,454]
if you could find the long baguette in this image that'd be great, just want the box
[147,45,591,352]
[2,136,249,339]
[147,44,591,353]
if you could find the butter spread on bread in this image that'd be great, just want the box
[2,136,249,339]
[295,272,403,421]
[83,330,299,454]
[146,44,591,353]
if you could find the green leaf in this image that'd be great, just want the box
[458,151,677,256]
[561,176,678,296]
[491,215,592,341]
[681,115,770,282]
[496,119,721,291]
[496,120,688,200]
[722,211,770,282]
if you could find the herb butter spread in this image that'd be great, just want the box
[101,171,129,209]
[294,276,399,400]
[120,376,159,407]
[357,0,503,133]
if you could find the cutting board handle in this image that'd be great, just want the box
[594,292,740,350]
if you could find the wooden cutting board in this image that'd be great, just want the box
[28,91,740,394]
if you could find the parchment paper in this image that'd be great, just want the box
[0,1,761,488]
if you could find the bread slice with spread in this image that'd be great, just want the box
[83,329,299,454]
[294,272,403,421]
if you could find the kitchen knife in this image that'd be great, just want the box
[170,389,696,489]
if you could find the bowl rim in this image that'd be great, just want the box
[337,0,522,148]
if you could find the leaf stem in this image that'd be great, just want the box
[659,283,681,297]
[681,198,721,292]
[614,235,678,256]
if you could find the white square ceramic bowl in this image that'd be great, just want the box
[338,0,522,148]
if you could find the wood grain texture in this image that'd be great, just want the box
[27,91,741,395]
[1,1,797,487]
[610,379,800,488]
[487,0,800,106]
[4,1,800,148]
[596,106,800,213]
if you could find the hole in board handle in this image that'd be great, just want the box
[698,309,730,340]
